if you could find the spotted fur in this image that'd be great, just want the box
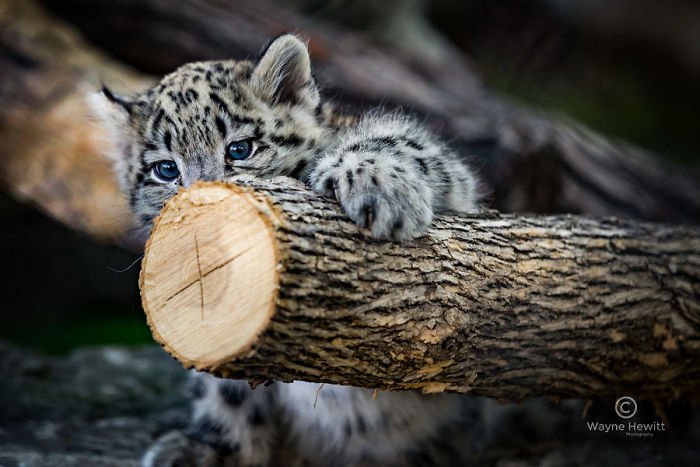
[92,34,483,466]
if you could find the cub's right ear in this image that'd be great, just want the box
[88,86,134,125]
[86,86,137,178]
[101,86,133,114]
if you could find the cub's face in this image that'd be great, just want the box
[93,35,325,229]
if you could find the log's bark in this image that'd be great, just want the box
[140,179,700,401]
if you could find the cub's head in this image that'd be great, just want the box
[93,34,325,230]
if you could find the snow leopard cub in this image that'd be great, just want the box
[93,34,481,466]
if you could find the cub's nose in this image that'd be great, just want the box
[181,163,222,187]
[197,172,219,183]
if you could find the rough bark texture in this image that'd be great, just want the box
[141,180,700,401]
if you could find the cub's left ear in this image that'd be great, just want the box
[250,34,319,107]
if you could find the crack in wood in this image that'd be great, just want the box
[163,248,250,306]
[195,234,205,320]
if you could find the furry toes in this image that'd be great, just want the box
[310,150,434,241]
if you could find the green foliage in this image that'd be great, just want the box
[1,309,152,354]
[483,67,698,164]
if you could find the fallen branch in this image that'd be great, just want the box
[139,179,700,401]
[46,0,700,223]
[0,0,150,246]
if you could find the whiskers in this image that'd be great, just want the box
[107,254,143,273]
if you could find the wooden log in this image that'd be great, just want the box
[139,179,700,401]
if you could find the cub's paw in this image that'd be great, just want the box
[310,151,433,240]
[141,431,220,467]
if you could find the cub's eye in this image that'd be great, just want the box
[152,160,180,182]
[226,140,255,161]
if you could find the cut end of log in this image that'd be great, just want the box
[140,182,280,370]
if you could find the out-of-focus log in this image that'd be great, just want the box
[140,179,700,401]
[1,0,698,251]
[43,0,700,224]
[0,0,150,246]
